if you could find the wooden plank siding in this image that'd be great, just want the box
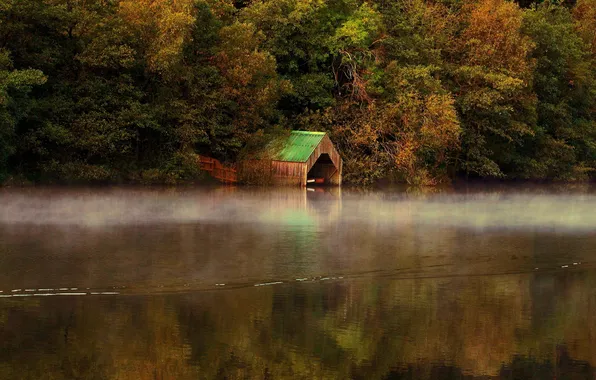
[271,161,305,186]
[271,135,342,186]
[304,135,341,176]
[199,132,341,186]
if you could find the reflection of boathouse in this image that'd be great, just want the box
[271,131,342,187]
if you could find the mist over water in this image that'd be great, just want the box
[1,186,595,231]
[1,186,596,379]
[0,185,594,293]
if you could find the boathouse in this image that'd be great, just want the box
[271,131,342,186]
[200,131,342,186]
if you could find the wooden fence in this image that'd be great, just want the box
[198,155,238,184]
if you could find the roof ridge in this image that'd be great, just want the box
[291,130,326,135]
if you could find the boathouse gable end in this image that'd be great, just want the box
[271,131,342,187]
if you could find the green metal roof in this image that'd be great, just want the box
[275,131,326,162]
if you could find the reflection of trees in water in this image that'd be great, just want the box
[0,297,196,379]
[2,194,596,293]
[1,272,596,379]
[382,346,593,380]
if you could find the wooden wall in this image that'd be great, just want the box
[268,134,342,186]
[271,161,306,186]
[304,135,342,178]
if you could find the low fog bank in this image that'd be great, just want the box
[0,187,595,231]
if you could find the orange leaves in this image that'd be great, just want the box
[394,136,418,175]
[421,94,460,151]
[574,0,596,56]
[390,91,460,184]
[458,0,533,76]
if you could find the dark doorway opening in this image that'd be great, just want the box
[307,154,340,185]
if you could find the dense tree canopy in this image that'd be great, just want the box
[0,0,595,185]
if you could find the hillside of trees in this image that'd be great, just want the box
[1,0,596,185]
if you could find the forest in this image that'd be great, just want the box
[1,0,596,185]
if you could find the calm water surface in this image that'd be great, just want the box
[0,185,595,379]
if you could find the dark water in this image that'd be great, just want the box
[0,185,595,379]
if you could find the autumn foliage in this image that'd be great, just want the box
[0,0,595,184]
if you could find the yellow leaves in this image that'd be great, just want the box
[201,0,235,19]
[118,0,155,30]
[215,22,290,133]
[421,94,460,151]
[152,9,194,70]
[389,91,460,184]
[393,94,458,182]
[289,0,325,22]
[345,115,380,149]
[222,55,272,88]
[402,0,457,48]
[119,0,195,73]
[459,0,533,76]
[330,61,461,185]
[0,0,11,13]
[218,22,265,58]
[574,0,596,56]
[217,22,276,88]
[394,136,418,173]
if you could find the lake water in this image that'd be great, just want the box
[0,185,595,379]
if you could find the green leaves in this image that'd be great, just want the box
[518,1,596,180]
[0,0,595,185]
[329,3,381,51]
[0,50,46,104]
[0,49,46,181]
